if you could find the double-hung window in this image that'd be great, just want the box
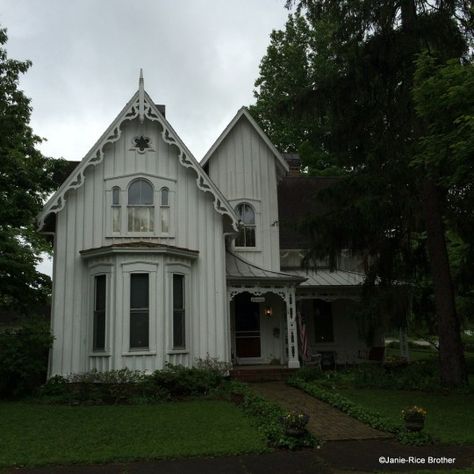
[172,274,185,349]
[128,179,154,232]
[93,274,106,351]
[235,203,256,247]
[112,186,121,232]
[130,273,149,349]
[160,187,170,233]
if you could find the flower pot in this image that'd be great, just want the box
[405,419,424,432]
[285,427,307,437]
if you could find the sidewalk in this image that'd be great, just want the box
[251,382,391,441]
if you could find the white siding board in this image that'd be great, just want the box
[209,116,281,272]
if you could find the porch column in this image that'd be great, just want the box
[285,287,300,369]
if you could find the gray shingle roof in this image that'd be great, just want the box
[226,252,305,283]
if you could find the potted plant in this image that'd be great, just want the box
[281,410,310,437]
[402,405,427,432]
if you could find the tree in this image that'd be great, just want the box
[0,28,66,315]
[252,1,473,386]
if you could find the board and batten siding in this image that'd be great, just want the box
[208,116,281,272]
[49,117,228,376]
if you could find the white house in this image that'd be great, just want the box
[39,73,380,377]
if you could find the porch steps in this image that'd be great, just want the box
[230,366,298,383]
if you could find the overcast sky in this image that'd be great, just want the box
[0,0,290,276]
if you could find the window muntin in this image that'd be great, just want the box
[93,275,106,351]
[127,179,154,232]
[235,203,256,247]
[172,274,185,349]
[130,273,149,349]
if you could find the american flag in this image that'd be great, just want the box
[297,311,311,362]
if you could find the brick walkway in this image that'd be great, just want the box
[251,382,392,441]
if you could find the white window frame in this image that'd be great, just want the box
[234,202,257,250]
[166,263,191,354]
[127,178,155,235]
[88,263,113,356]
[104,175,175,238]
[121,262,158,355]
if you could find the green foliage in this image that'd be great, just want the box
[289,377,433,445]
[228,381,315,450]
[0,321,53,398]
[0,27,69,314]
[39,363,230,405]
[254,0,473,386]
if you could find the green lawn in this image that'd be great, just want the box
[339,387,474,444]
[0,400,268,468]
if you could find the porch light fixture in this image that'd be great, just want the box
[264,306,272,317]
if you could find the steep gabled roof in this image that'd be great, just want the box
[38,75,240,232]
[200,107,289,174]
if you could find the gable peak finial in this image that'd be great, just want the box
[138,68,145,123]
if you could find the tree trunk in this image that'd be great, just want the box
[422,179,467,387]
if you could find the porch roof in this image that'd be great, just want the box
[284,268,365,287]
[226,252,306,284]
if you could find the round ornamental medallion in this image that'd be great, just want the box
[132,136,152,153]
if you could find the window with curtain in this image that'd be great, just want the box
[235,203,256,247]
[112,186,121,232]
[160,187,170,233]
[127,179,154,232]
[130,273,149,349]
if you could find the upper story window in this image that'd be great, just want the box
[160,187,170,233]
[235,203,256,247]
[112,186,121,233]
[128,179,154,232]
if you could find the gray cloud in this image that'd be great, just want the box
[1,0,288,161]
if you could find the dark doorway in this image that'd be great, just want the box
[234,293,261,358]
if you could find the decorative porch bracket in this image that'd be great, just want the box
[228,285,300,369]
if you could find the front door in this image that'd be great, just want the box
[235,295,261,359]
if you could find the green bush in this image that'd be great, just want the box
[39,361,230,404]
[0,321,53,398]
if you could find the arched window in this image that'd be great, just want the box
[128,179,154,232]
[112,186,121,232]
[160,187,170,233]
[235,203,256,247]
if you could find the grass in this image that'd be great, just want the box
[0,400,268,468]
[339,387,474,444]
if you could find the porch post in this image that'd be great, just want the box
[286,287,300,369]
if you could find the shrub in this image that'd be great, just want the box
[227,381,315,450]
[0,321,53,398]
[39,362,230,404]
